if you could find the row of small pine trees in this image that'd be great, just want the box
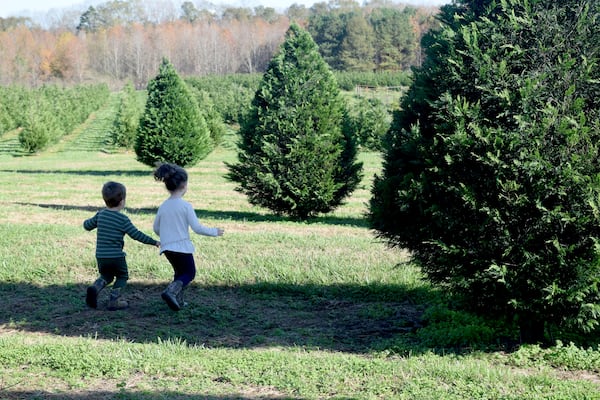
[113,71,395,161]
[0,84,109,152]
[0,67,404,157]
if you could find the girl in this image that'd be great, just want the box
[153,163,224,311]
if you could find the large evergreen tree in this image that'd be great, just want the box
[369,7,417,71]
[369,0,600,342]
[307,12,346,70]
[135,58,212,167]
[339,12,376,71]
[227,23,363,220]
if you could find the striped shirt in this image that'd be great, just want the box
[84,209,158,258]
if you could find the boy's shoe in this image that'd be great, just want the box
[161,280,183,311]
[86,278,107,309]
[108,288,128,311]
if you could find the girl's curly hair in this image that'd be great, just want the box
[154,162,188,192]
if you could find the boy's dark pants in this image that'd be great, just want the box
[97,257,129,289]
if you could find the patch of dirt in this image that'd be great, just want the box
[0,281,425,354]
[554,369,600,385]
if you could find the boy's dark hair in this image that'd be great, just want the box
[102,181,126,208]
[154,162,188,192]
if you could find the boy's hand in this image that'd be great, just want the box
[216,228,224,236]
[155,241,161,248]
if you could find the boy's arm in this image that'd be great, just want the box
[83,213,98,231]
[123,216,159,246]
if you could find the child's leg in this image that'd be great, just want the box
[97,257,121,286]
[163,252,196,286]
[86,277,107,308]
[89,258,128,310]
[86,257,114,309]
[111,257,129,289]
[108,258,129,310]
[162,251,195,311]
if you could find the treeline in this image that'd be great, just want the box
[0,0,439,88]
[307,5,427,71]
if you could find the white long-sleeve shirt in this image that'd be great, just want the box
[153,197,219,254]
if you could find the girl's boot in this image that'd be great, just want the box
[86,277,107,309]
[176,286,188,309]
[107,288,128,311]
[161,280,183,311]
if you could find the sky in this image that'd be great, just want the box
[0,0,450,18]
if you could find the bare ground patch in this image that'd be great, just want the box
[0,281,423,354]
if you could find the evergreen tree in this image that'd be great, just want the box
[344,96,390,151]
[307,12,346,70]
[339,12,376,71]
[112,81,141,148]
[19,105,62,153]
[369,7,417,71]
[181,1,201,23]
[0,94,15,135]
[19,93,63,153]
[227,23,363,220]
[135,58,212,167]
[369,0,600,342]
[188,86,226,148]
[76,6,103,33]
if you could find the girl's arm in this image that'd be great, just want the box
[186,203,222,237]
[153,213,160,236]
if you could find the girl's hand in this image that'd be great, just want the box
[216,228,224,236]
[155,241,161,248]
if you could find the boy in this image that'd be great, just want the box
[84,181,159,310]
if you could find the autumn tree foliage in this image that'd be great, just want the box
[0,1,437,87]
[135,58,212,167]
[227,23,363,219]
[369,0,600,342]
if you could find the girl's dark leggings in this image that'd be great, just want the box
[163,251,196,287]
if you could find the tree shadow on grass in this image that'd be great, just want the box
[0,391,310,400]
[196,209,368,228]
[0,280,429,355]
[15,202,156,214]
[14,202,369,228]
[0,169,151,177]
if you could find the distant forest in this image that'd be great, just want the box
[0,0,440,88]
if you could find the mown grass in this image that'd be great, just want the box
[0,97,599,399]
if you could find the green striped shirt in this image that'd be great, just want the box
[84,209,157,258]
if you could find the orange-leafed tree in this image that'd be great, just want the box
[50,31,79,80]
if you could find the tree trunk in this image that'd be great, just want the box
[519,314,546,344]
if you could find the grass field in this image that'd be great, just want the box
[0,96,599,399]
